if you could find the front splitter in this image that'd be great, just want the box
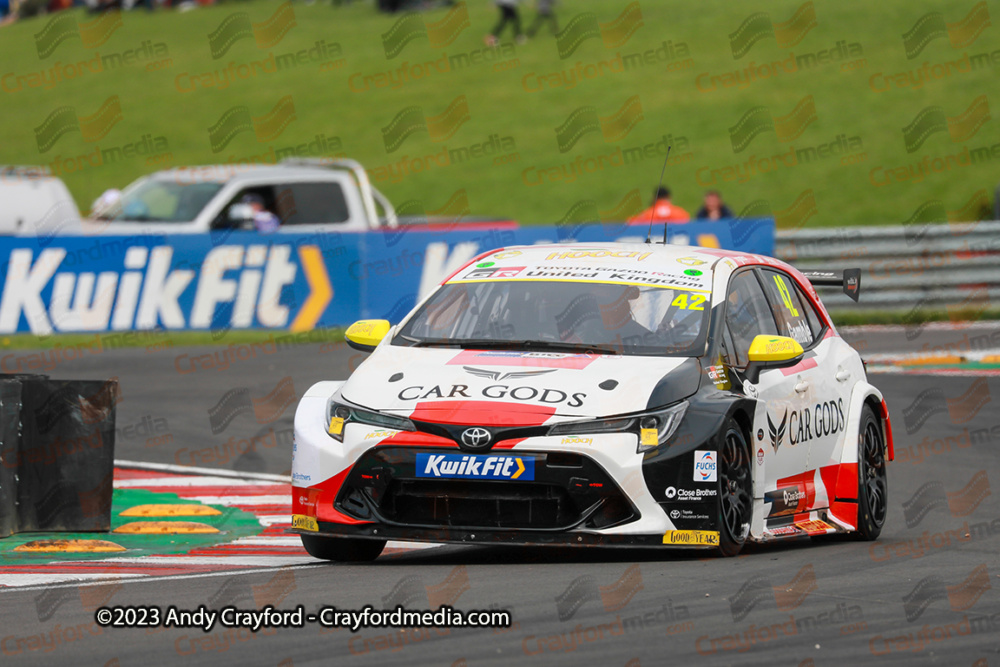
[290,521,716,550]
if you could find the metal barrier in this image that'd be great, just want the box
[776,221,1000,311]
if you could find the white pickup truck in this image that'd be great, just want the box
[89,158,480,234]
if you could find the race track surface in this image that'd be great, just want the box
[1,329,998,666]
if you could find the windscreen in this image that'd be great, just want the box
[98,179,223,222]
[396,280,710,356]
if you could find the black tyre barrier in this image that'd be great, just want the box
[0,374,118,538]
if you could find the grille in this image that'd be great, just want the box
[382,480,575,529]
[335,447,637,531]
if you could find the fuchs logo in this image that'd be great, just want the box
[767,410,787,453]
[462,366,556,382]
[416,453,533,480]
[693,450,717,482]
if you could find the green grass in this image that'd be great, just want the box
[1,0,995,227]
[830,308,1000,327]
[0,327,343,350]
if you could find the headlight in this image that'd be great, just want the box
[327,400,415,442]
[547,401,688,453]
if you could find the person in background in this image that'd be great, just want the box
[696,190,734,220]
[241,193,280,233]
[486,0,524,46]
[526,0,556,37]
[91,189,122,219]
[627,186,691,224]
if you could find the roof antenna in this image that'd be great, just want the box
[645,145,672,245]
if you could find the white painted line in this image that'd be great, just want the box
[0,572,147,587]
[186,495,290,506]
[1,564,331,594]
[258,515,292,526]
[386,541,443,550]
[100,556,318,567]
[230,537,304,547]
[115,460,290,483]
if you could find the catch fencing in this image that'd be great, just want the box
[776,221,1000,312]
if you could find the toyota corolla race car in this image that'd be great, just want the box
[290,243,893,560]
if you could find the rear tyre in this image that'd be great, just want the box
[301,535,386,562]
[856,405,887,540]
[718,419,753,557]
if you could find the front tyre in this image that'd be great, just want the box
[718,419,753,557]
[856,405,888,540]
[301,535,386,562]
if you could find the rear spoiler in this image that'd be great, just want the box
[800,269,861,302]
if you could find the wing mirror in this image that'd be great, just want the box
[744,335,805,383]
[345,320,391,353]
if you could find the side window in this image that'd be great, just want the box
[275,182,350,225]
[759,269,819,346]
[724,271,778,368]
[211,186,277,229]
[796,283,825,340]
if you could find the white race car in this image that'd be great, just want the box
[291,243,893,560]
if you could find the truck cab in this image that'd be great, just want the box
[89,159,399,235]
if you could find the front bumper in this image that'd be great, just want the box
[333,447,639,531]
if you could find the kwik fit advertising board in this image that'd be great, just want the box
[0,219,773,335]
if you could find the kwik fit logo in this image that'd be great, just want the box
[415,453,533,480]
[0,244,333,335]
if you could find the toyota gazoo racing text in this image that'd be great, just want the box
[290,243,892,560]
